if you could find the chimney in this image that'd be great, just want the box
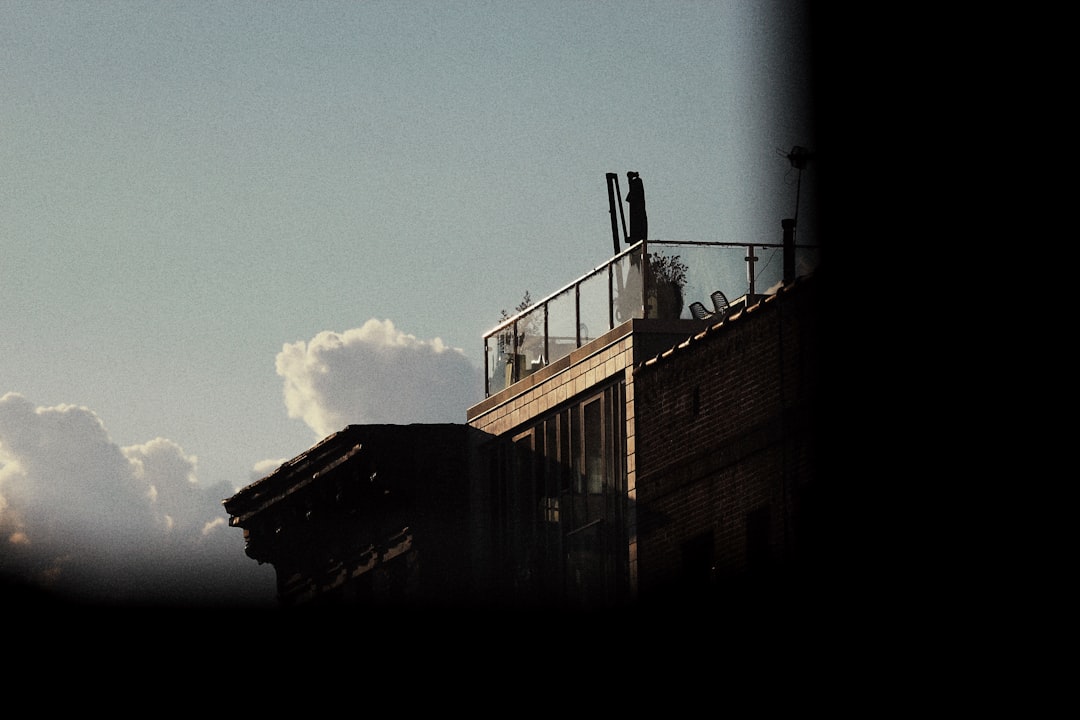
[782,218,796,284]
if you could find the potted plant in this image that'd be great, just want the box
[647,250,689,319]
[498,291,540,383]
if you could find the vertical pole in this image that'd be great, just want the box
[746,244,759,296]
[606,173,621,257]
[615,175,627,243]
[608,262,615,330]
[782,218,796,284]
[794,167,803,233]
[575,282,582,347]
[642,240,652,319]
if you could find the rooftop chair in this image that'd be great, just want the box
[710,290,730,319]
[689,301,711,320]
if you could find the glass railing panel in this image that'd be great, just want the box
[612,248,644,323]
[516,305,547,381]
[683,244,743,315]
[731,244,820,297]
[578,267,610,344]
[483,240,818,396]
[646,243,749,318]
[750,246,785,296]
[645,241,819,317]
[485,319,514,395]
[546,284,578,366]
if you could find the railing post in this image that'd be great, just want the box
[513,319,520,384]
[575,282,582,347]
[746,243,758,297]
[608,262,615,331]
[543,302,549,367]
[642,240,651,319]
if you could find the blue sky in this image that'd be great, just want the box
[0,1,818,605]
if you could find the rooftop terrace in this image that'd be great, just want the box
[483,237,820,397]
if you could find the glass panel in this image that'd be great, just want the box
[645,241,822,315]
[584,399,603,495]
[545,284,577,365]
[570,405,582,496]
[612,249,644,324]
[746,245,821,295]
[578,267,609,344]
[517,306,546,379]
[485,321,515,395]
[559,408,571,495]
[670,244,743,317]
[605,384,624,493]
[646,242,760,317]
[752,246,785,296]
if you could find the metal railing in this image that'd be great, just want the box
[482,239,819,397]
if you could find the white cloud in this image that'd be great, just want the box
[275,319,483,437]
[0,318,484,606]
[0,392,275,606]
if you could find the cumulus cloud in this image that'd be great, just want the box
[276,319,483,437]
[0,320,484,606]
[0,392,275,606]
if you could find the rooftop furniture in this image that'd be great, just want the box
[710,290,730,319]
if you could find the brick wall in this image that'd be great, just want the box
[631,277,822,605]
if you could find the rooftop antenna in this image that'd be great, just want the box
[782,145,813,284]
[784,145,813,233]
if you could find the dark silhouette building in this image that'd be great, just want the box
[223,424,487,609]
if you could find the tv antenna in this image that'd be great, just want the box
[783,145,813,232]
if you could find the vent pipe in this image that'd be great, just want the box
[782,218,796,284]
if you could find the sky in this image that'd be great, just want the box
[0,0,820,607]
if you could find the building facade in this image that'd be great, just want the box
[224,241,825,611]
[223,423,487,609]
[466,272,822,611]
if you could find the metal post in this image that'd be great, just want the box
[606,173,621,257]
[782,219,796,284]
[746,244,759,296]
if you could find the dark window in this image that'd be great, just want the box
[584,398,603,495]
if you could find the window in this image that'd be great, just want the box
[486,381,629,607]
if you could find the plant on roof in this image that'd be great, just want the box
[499,290,533,322]
[648,250,688,289]
[498,290,540,353]
[647,250,689,319]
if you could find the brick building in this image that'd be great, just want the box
[630,274,823,607]
[224,236,827,612]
